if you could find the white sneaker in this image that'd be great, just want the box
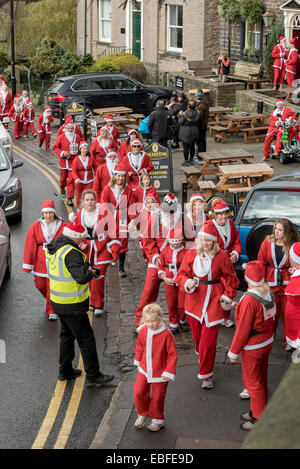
[202,378,214,389]
[285,344,292,351]
[48,313,58,321]
[88,305,94,312]
[148,419,164,432]
[94,308,104,316]
[239,388,250,399]
[224,319,234,328]
[134,415,147,429]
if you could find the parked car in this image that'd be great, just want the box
[0,121,13,162]
[0,142,23,220]
[0,207,11,288]
[47,73,174,118]
[234,169,300,287]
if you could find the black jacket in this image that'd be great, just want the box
[178,109,199,143]
[148,106,173,140]
[47,235,94,315]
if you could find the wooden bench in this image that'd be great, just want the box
[227,61,268,89]
[210,125,230,143]
[241,126,269,143]
[181,164,203,190]
[208,120,230,135]
[198,180,217,199]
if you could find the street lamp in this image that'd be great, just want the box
[262,10,275,28]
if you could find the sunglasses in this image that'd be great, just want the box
[132,145,141,148]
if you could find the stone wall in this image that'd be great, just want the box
[236,89,300,114]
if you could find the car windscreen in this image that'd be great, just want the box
[49,81,64,93]
[0,147,9,170]
[240,190,300,227]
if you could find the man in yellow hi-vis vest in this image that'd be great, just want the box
[46,221,114,387]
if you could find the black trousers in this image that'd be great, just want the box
[58,313,101,380]
[183,141,196,162]
[197,125,207,153]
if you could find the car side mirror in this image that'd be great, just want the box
[12,160,23,169]
[0,235,8,246]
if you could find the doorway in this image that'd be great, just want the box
[132,1,141,59]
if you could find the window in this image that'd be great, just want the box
[98,0,112,42]
[293,15,300,28]
[72,79,88,91]
[167,5,183,52]
[110,76,137,90]
[72,77,112,91]
[244,21,261,55]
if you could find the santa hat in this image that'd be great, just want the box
[15,93,21,98]
[290,242,300,265]
[22,90,28,95]
[26,101,33,107]
[289,37,298,47]
[168,228,183,243]
[161,192,178,212]
[106,150,118,158]
[276,99,284,105]
[41,200,56,214]
[79,140,89,150]
[128,128,138,136]
[44,106,51,113]
[198,222,217,242]
[131,139,142,147]
[113,164,126,175]
[65,121,75,129]
[244,260,265,286]
[63,221,88,239]
[144,195,156,204]
[64,116,73,124]
[210,199,229,214]
[279,36,286,43]
[105,113,114,122]
[190,193,205,203]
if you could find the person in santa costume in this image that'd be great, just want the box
[134,193,183,328]
[53,121,81,206]
[100,164,134,277]
[206,199,241,328]
[57,115,84,140]
[23,101,37,139]
[285,37,299,89]
[37,105,54,149]
[22,200,66,320]
[21,90,30,109]
[157,229,188,333]
[184,193,209,247]
[92,150,119,203]
[134,303,177,432]
[258,218,300,348]
[228,260,276,431]
[262,99,295,160]
[272,36,287,90]
[118,129,142,161]
[0,75,6,89]
[119,138,154,191]
[98,113,121,147]
[8,94,24,139]
[175,223,238,389]
[132,172,160,209]
[0,84,13,129]
[90,126,118,167]
[285,242,300,351]
[72,141,98,208]
[70,189,115,316]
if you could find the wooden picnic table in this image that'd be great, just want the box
[222,112,268,131]
[93,106,134,116]
[210,112,269,143]
[209,107,233,121]
[217,162,274,194]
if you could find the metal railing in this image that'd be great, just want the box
[98,46,133,58]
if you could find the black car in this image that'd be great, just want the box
[0,143,23,220]
[47,73,174,118]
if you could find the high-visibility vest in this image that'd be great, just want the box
[46,244,90,304]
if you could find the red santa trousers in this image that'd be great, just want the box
[24,122,36,137]
[164,283,186,329]
[273,67,285,86]
[241,344,272,420]
[75,182,93,209]
[286,72,295,89]
[187,315,220,379]
[39,131,51,149]
[13,120,23,139]
[273,288,287,343]
[89,263,110,309]
[135,267,162,327]
[263,131,278,158]
[60,169,74,199]
[34,276,54,317]
[134,371,169,421]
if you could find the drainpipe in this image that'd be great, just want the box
[84,0,87,55]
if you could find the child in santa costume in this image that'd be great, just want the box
[8,94,24,139]
[228,261,276,431]
[72,141,98,208]
[134,193,183,328]
[132,172,160,209]
[157,229,188,333]
[134,303,177,432]
[37,105,54,149]
[90,126,118,166]
[21,90,30,109]
[100,164,134,277]
[176,223,239,389]
[23,101,37,139]
[53,121,81,206]
[118,129,141,161]
[285,37,299,89]
[98,113,121,147]
[22,200,66,320]
[184,193,209,247]
[92,150,119,203]
[272,36,287,90]
[262,99,295,160]
[0,85,13,129]
[285,242,300,351]
[57,115,84,140]
[120,138,154,191]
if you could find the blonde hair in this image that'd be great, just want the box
[137,303,164,333]
[140,172,151,187]
[196,236,218,257]
[109,174,127,190]
[247,282,270,297]
[187,198,207,213]
[267,218,300,255]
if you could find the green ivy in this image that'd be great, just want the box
[218,0,241,22]
[240,0,264,25]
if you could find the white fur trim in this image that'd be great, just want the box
[290,245,300,265]
[161,371,175,381]
[228,351,239,360]
[244,274,265,286]
[63,226,88,239]
[68,212,76,222]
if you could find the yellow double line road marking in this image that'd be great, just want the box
[13,145,90,449]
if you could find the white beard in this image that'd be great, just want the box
[106,158,118,176]
[66,132,76,143]
[98,138,110,148]
[160,208,181,231]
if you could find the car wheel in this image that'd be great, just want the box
[4,239,11,281]
[279,152,288,164]
[245,218,276,261]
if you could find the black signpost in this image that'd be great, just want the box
[175,76,184,91]
[64,100,87,139]
[145,142,174,196]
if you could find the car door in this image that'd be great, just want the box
[87,76,117,109]
[109,76,148,112]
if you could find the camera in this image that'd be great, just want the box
[92,267,101,279]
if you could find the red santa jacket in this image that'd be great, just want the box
[120,151,154,190]
[272,43,287,70]
[23,106,35,124]
[175,247,239,327]
[257,238,291,289]
[133,185,160,208]
[184,210,210,246]
[285,270,300,348]
[92,163,116,203]
[228,290,275,359]
[52,132,82,170]
[285,47,299,75]
[0,91,13,118]
[72,155,97,185]
[158,245,186,281]
[118,140,145,161]
[8,104,23,123]
[37,112,54,134]
[90,137,118,167]
[207,218,241,260]
[98,124,121,147]
[22,218,66,277]
[266,106,296,137]
[57,123,84,140]
[134,324,177,383]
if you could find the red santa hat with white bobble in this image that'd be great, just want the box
[79,140,89,150]
[131,138,142,147]
[63,221,88,239]
[244,260,265,286]
[190,193,205,203]
[290,242,300,265]
[105,113,114,122]
[168,228,183,244]
[41,200,56,214]
[113,164,126,175]
[210,199,229,214]
[279,36,286,43]
[198,222,217,242]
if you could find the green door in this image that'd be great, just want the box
[132,11,141,59]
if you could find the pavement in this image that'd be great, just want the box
[90,131,298,450]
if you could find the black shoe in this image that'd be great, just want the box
[182,161,189,166]
[58,368,82,381]
[60,188,66,198]
[86,374,114,388]
[119,269,127,278]
[67,198,74,206]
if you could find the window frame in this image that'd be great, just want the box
[98,0,112,43]
[166,4,183,53]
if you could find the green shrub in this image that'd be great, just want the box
[0,52,9,69]
[88,53,145,74]
[89,60,120,73]
[120,63,147,82]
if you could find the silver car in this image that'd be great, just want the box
[0,142,23,220]
[0,121,13,162]
[0,207,11,288]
